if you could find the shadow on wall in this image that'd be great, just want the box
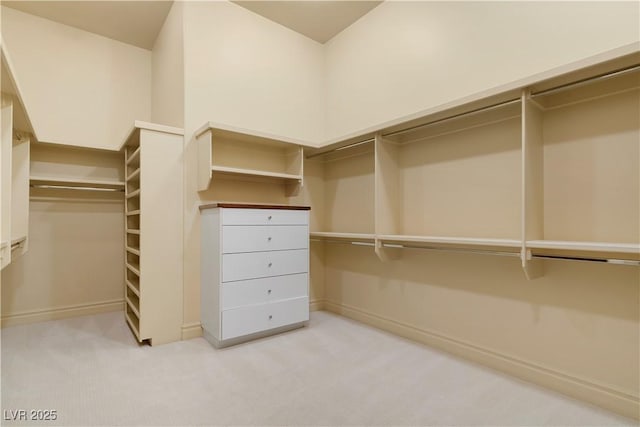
[322,243,638,323]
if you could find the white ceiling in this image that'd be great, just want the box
[2,1,382,48]
[2,1,174,50]
[233,1,382,44]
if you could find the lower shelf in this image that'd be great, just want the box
[526,240,640,261]
[378,234,521,252]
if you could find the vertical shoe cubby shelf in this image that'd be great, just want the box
[122,121,184,345]
[305,49,640,278]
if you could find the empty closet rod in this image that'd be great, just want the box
[382,98,521,139]
[306,138,375,159]
[381,243,519,258]
[30,184,124,192]
[531,64,640,98]
[532,254,640,266]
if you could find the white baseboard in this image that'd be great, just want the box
[323,300,639,420]
[182,322,203,340]
[1,299,124,328]
[309,299,324,312]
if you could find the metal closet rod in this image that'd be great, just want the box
[310,238,375,246]
[531,64,640,98]
[532,254,640,266]
[306,63,639,159]
[306,138,374,159]
[313,240,639,265]
[382,98,521,139]
[382,243,519,258]
[30,184,125,193]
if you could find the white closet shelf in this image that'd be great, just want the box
[126,229,140,235]
[126,246,140,256]
[125,310,141,340]
[526,240,640,256]
[378,234,522,250]
[126,210,141,216]
[126,262,140,276]
[126,280,140,297]
[210,165,302,182]
[30,175,125,190]
[126,146,141,165]
[126,189,141,199]
[126,298,140,317]
[126,168,140,181]
[310,231,375,242]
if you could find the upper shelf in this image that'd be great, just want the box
[196,123,304,195]
[530,64,640,110]
[30,175,125,191]
[526,240,640,261]
[378,234,522,252]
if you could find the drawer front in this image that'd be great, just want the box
[221,296,309,340]
[221,208,308,226]
[222,249,308,282]
[221,273,308,310]
[222,225,309,253]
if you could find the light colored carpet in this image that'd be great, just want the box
[1,311,635,426]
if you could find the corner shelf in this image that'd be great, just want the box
[196,122,305,196]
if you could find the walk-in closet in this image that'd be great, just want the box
[1,1,638,425]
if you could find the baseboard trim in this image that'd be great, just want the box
[323,300,639,420]
[182,322,203,340]
[1,299,124,328]
[309,299,324,311]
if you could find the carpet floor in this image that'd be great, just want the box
[1,310,635,426]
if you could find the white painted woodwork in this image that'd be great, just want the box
[221,296,309,340]
[196,123,305,194]
[221,225,309,254]
[10,133,29,259]
[221,208,308,226]
[222,249,309,283]
[201,206,310,347]
[521,90,544,279]
[122,123,184,346]
[1,99,13,268]
[221,273,309,309]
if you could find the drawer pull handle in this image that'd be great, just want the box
[268,315,273,320]
[268,215,273,220]
[268,262,273,267]
[268,237,272,241]
[267,289,272,294]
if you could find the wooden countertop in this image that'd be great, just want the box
[199,202,311,211]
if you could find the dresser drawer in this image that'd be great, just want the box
[222,249,308,282]
[221,273,308,309]
[222,225,308,253]
[221,208,308,226]
[221,296,309,340]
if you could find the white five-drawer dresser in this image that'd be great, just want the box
[200,203,310,347]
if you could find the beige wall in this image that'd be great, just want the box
[151,2,184,128]
[324,1,640,140]
[1,6,151,149]
[323,247,639,414]
[181,1,326,329]
[1,195,124,326]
